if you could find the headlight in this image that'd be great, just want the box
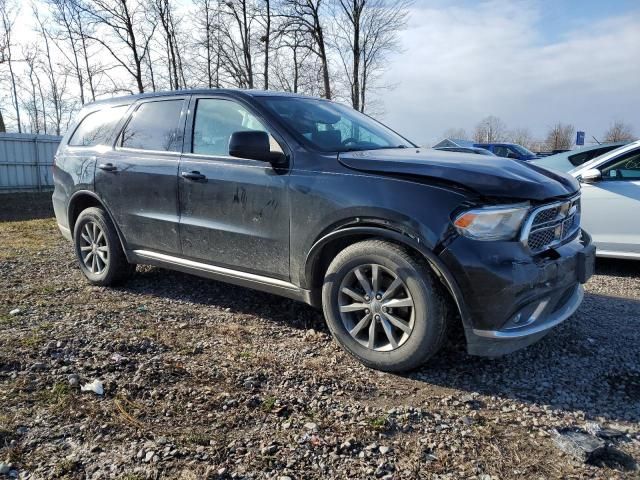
[453,203,530,241]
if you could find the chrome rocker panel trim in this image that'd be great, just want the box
[131,249,314,305]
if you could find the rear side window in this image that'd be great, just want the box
[121,100,184,152]
[68,106,128,147]
[568,146,618,167]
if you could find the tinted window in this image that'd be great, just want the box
[258,97,411,153]
[567,145,619,167]
[192,98,283,156]
[493,146,509,157]
[601,149,640,180]
[68,106,128,147]
[121,100,184,152]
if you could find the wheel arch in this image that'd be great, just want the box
[304,224,470,327]
[67,190,130,257]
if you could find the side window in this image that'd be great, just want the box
[68,106,128,147]
[493,146,509,157]
[601,150,640,180]
[121,100,184,152]
[192,98,283,156]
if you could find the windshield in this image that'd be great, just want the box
[511,144,536,157]
[258,96,413,153]
[532,154,573,172]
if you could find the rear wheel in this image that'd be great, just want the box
[322,239,448,372]
[73,207,135,286]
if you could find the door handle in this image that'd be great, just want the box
[97,163,117,172]
[181,171,206,181]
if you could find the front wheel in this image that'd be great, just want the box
[321,239,449,372]
[73,207,135,286]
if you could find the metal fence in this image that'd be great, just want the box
[0,133,62,193]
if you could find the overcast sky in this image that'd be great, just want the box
[378,0,640,146]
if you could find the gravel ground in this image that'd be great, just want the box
[0,217,639,479]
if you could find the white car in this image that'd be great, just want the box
[570,140,640,259]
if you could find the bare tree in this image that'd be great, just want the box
[604,121,635,143]
[190,0,221,88]
[473,115,506,143]
[442,127,468,140]
[507,127,535,151]
[334,0,408,112]
[281,0,332,99]
[33,7,69,135]
[152,0,185,90]
[1,0,21,132]
[45,0,101,104]
[80,0,156,94]
[545,122,575,150]
[218,0,257,89]
[21,44,45,133]
[258,0,271,89]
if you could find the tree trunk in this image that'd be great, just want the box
[0,109,6,133]
[351,1,361,110]
[317,28,331,99]
[7,54,21,132]
[263,0,270,90]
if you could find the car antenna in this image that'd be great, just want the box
[591,136,601,145]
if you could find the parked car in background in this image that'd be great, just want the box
[532,142,628,173]
[434,146,497,156]
[474,143,539,161]
[53,89,595,372]
[569,140,640,260]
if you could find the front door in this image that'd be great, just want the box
[95,97,188,254]
[581,147,640,255]
[178,96,291,279]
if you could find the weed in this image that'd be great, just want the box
[369,415,388,431]
[261,396,277,412]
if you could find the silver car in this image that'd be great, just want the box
[571,140,640,259]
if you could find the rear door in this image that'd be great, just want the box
[95,97,188,254]
[580,147,640,256]
[178,95,291,279]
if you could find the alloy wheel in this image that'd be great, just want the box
[338,263,415,351]
[79,221,109,275]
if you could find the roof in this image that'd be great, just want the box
[432,138,475,148]
[88,88,319,107]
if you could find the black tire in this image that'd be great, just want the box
[73,207,135,286]
[321,239,449,372]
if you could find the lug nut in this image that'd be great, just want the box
[364,295,370,301]
[374,314,381,321]
[365,309,370,314]
[376,294,382,300]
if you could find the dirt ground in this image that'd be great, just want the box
[0,202,638,479]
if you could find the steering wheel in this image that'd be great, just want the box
[341,137,359,146]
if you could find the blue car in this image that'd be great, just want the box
[474,143,539,161]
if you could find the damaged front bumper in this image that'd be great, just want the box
[440,229,595,357]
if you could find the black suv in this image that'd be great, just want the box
[52,89,595,372]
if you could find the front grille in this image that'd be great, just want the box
[522,195,581,253]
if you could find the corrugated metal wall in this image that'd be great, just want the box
[0,133,62,193]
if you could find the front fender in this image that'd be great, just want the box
[303,224,470,326]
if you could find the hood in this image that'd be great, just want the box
[338,148,579,202]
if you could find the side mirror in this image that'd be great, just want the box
[229,131,285,164]
[580,168,601,184]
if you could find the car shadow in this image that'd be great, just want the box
[121,267,639,424]
[118,265,328,332]
[413,291,640,424]
[596,257,640,278]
